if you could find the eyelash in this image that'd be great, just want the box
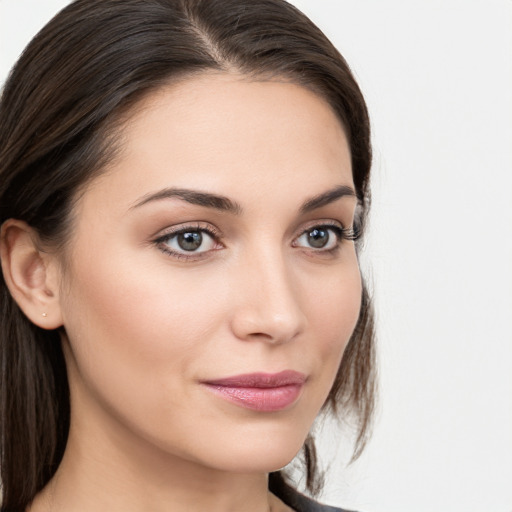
[153,221,359,261]
[292,221,359,256]
[153,223,223,260]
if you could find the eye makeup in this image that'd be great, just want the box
[151,218,359,262]
[152,222,224,261]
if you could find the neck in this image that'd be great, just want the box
[29,405,281,512]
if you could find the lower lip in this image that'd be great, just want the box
[203,384,303,412]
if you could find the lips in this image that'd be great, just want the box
[202,370,306,412]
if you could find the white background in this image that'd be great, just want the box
[1,1,511,511]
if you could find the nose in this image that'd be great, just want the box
[229,249,306,344]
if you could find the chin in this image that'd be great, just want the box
[238,446,300,473]
[205,449,302,475]
[183,425,309,474]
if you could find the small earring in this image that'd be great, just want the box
[42,312,48,318]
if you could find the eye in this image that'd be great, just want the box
[163,230,216,253]
[154,225,221,258]
[294,225,341,250]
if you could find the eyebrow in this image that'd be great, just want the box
[130,184,356,214]
[130,187,242,214]
[299,185,356,213]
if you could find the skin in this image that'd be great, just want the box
[8,74,362,512]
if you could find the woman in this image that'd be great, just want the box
[0,1,375,511]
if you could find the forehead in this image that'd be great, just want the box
[83,74,353,211]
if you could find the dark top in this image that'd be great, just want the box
[274,483,357,512]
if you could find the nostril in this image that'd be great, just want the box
[230,303,305,344]
[229,256,306,343]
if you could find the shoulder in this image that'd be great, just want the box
[272,483,358,512]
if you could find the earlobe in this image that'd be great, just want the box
[0,219,63,330]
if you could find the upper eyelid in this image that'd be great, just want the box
[294,219,345,236]
[152,224,222,259]
[152,222,223,241]
[152,219,351,241]
[299,219,344,229]
[151,218,357,247]
[295,220,359,244]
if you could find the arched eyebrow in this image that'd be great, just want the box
[299,185,356,213]
[130,184,355,214]
[130,187,242,214]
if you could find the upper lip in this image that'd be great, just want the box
[202,370,306,388]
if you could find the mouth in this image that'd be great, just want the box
[201,370,306,412]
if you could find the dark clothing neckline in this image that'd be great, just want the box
[273,482,357,512]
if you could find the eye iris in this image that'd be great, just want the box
[177,231,202,251]
[308,228,329,248]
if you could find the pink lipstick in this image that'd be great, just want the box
[202,370,306,412]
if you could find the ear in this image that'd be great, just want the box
[0,219,63,329]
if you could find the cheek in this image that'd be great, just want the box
[62,267,215,368]
[301,259,362,387]
[58,256,239,467]
[308,261,362,343]
[58,243,225,411]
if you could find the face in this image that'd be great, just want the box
[56,74,362,474]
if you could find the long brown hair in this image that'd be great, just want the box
[0,1,375,509]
